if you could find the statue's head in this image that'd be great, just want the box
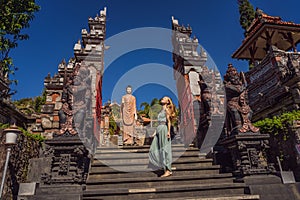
[126,85,132,94]
[224,64,241,85]
[227,63,237,76]
[73,75,82,86]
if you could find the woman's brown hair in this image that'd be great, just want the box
[162,96,176,121]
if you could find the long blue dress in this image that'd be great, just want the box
[149,109,172,172]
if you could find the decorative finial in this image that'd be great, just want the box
[100,7,107,16]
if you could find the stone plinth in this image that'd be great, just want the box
[18,184,83,200]
[220,132,275,177]
[40,135,91,185]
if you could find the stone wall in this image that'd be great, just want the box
[0,99,35,129]
[0,128,42,200]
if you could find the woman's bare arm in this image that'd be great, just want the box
[167,114,171,139]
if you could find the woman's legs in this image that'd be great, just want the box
[149,125,172,177]
[159,126,172,177]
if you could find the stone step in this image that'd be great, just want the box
[149,194,260,200]
[87,177,235,190]
[97,144,190,151]
[91,157,213,168]
[83,182,248,200]
[94,150,204,160]
[96,145,198,153]
[87,173,234,190]
[85,144,249,200]
[89,163,221,174]
[92,159,212,171]
[23,194,81,200]
[95,145,199,152]
[88,167,222,180]
[87,172,232,183]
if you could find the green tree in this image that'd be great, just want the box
[238,0,256,69]
[139,97,180,128]
[254,110,300,169]
[140,98,182,127]
[0,0,40,81]
[33,88,46,112]
[254,110,300,137]
[238,0,255,37]
[109,115,118,135]
[139,98,161,118]
[150,98,160,106]
[111,103,121,120]
[139,102,150,118]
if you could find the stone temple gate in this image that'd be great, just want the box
[33,8,106,142]
[20,7,225,197]
[171,17,225,152]
[18,8,108,198]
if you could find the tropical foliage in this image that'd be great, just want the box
[139,98,179,127]
[139,98,161,120]
[254,110,300,167]
[111,103,121,120]
[0,0,40,81]
[254,110,300,139]
[109,115,120,135]
[13,89,46,115]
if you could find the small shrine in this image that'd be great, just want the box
[233,8,300,61]
[232,9,300,121]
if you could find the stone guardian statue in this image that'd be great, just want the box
[224,64,259,135]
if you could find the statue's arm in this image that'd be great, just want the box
[133,97,138,121]
[120,96,124,118]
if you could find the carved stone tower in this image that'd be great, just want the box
[171,17,224,152]
[20,8,107,199]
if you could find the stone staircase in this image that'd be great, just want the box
[83,144,260,200]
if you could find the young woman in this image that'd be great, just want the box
[149,96,176,177]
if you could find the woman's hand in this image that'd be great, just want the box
[167,132,171,139]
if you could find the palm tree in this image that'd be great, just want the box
[111,103,121,120]
[139,102,150,118]
[150,98,160,106]
[149,98,161,127]
[139,98,162,127]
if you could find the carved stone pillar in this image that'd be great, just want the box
[219,132,275,176]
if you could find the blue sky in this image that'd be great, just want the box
[9,0,300,108]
